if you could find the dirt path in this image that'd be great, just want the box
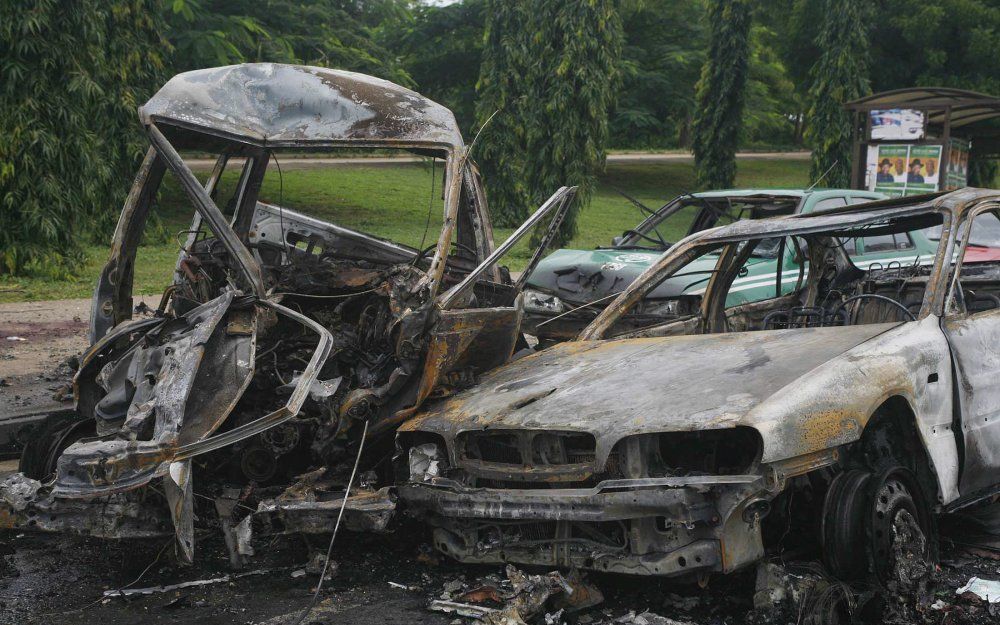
[0,297,157,415]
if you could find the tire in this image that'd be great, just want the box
[18,410,94,482]
[865,466,936,585]
[821,466,935,585]
[821,469,872,580]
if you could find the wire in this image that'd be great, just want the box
[270,287,380,300]
[270,152,290,259]
[416,158,437,255]
[291,419,369,625]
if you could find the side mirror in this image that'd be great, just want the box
[612,235,624,246]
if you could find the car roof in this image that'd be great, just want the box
[697,188,1000,243]
[140,63,463,149]
[690,188,881,200]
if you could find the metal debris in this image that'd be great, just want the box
[103,568,281,598]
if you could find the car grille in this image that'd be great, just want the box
[460,430,598,467]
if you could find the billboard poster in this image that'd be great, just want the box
[945,137,970,190]
[869,144,941,197]
[870,109,925,140]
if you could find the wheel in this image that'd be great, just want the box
[866,467,935,585]
[821,469,872,580]
[18,410,94,482]
[821,466,935,585]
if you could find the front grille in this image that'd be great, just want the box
[460,430,597,467]
[471,433,521,464]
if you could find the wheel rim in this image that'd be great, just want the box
[868,468,932,585]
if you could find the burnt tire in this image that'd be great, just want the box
[821,469,872,580]
[866,466,936,585]
[821,466,935,585]
[18,410,94,482]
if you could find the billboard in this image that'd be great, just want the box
[870,109,926,140]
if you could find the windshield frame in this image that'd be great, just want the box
[579,204,956,341]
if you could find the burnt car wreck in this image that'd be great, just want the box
[399,188,1000,585]
[0,63,575,563]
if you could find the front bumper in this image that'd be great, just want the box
[400,474,767,577]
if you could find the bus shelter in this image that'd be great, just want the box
[846,87,1000,196]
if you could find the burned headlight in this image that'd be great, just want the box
[523,289,566,315]
[409,442,447,482]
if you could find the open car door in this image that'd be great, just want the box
[393,187,577,424]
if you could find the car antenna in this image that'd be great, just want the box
[806,160,839,192]
[466,109,500,160]
[610,185,668,247]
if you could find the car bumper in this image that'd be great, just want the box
[399,474,767,577]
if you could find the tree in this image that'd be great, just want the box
[691,0,752,190]
[610,0,706,149]
[0,0,167,276]
[804,0,871,188]
[393,0,485,135]
[522,0,623,243]
[474,1,533,228]
[476,0,623,243]
[165,0,412,86]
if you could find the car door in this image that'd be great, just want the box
[942,207,1000,495]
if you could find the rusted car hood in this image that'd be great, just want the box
[403,323,898,440]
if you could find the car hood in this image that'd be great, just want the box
[526,248,772,305]
[403,323,898,450]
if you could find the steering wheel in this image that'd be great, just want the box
[833,294,916,324]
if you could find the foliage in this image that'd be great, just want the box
[474,1,532,228]
[393,0,485,134]
[476,0,624,245]
[743,24,802,148]
[691,0,752,190]
[804,0,871,188]
[609,0,706,149]
[0,0,167,276]
[165,0,412,85]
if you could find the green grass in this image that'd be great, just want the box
[0,158,809,303]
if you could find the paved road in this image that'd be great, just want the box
[185,150,809,170]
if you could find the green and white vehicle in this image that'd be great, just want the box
[521,188,942,340]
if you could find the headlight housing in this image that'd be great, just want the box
[523,289,566,315]
[409,442,446,482]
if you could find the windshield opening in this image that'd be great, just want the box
[615,195,800,251]
[593,210,945,340]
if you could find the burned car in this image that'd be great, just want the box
[399,188,1000,584]
[0,63,574,562]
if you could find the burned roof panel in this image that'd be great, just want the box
[699,188,1000,243]
[139,63,464,148]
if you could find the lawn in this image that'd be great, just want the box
[0,158,809,303]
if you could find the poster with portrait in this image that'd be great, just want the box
[945,138,970,190]
[904,145,941,195]
[868,144,941,197]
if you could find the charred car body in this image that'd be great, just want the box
[0,63,574,562]
[399,188,1000,583]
